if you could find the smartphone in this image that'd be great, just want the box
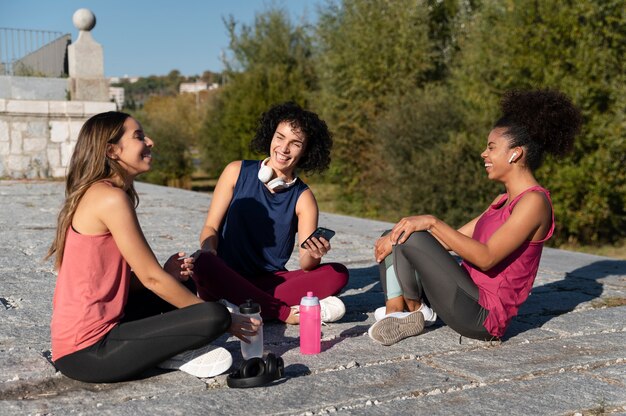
[301,227,336,248]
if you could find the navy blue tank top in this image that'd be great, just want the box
[217,160,309,277]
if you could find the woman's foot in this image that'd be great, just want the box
[374,304,437,326]
[285,306,300,325]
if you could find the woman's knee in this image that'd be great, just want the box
[395,231,442,259]
[327,262,349,288]
[194,302,232,336]
[403,230,436,247]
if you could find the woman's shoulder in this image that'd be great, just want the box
[222,160,244,176]
[83,181,132,210]
[514,189,551,212]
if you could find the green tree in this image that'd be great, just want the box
[199,7,317,176]
[134,93,206,188]
[315,0,439,216]
[448,0,625,244]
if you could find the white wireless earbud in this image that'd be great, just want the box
[508,152,518,164]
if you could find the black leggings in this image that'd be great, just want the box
[380,231,493,340]
[54,285,231,383]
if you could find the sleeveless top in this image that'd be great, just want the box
[217,160,309,277]
[51,199,131,361]
[461,186,554,338]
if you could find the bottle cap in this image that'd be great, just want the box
[239,299,261,314]
[300,292,319,306]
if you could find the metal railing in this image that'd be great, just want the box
[0,28,71,77]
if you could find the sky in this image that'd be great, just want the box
[0,0,320,78]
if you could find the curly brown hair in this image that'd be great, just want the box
[494,89,582,171]
[249,102,333,174]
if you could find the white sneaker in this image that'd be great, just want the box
[374,306,438,327]
[368,311,425,346]
[374,306,389,322]
[418,304,438,327]
[319,296,345,323]
[158,345,233,378]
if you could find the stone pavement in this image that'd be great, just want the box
[0,180,624,415]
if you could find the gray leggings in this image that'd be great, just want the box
[379,231,494,340]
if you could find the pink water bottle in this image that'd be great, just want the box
[299,291,321,354]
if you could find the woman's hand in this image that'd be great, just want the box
[301,237,331,259]
[163,252,194,282]
[374,234,393,263]
[389,215,437,245]
[229,313,262,343]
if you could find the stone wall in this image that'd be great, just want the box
[0,98,115,178]
[0,75,69,101]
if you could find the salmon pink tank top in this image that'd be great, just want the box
[51,226,131,360]
[461,186,554,338]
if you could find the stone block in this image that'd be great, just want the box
[66,101,85,115]
[0,120,8,141]
[0,98,6,112]
[23,138,47,153]
[7,155,30,173]
[0,141,9,156]
[83,100,116,114]
[25,121,47,138]
[46,146,60,168]
[69,121,84,141]
[47,101,67,115]
[6,100,49,114]
[68,31,104,77]
[51,166,66,177]
[49,100,87,116]
[26,155,49,178]
[70,78,109,102]
[8,76,68,100]
[9,131,22,154]
[50,121,70,143]
[61,141,76,167]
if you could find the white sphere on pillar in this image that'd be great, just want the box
[72,9,96,31]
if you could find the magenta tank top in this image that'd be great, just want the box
[461,186,554,337]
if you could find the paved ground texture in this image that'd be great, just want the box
[1,180,625,416]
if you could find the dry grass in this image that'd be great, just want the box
[559,242,626,260]
[591,297,626,309]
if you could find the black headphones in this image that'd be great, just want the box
[226,353,284,388]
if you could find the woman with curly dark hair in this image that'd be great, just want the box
[193,102,349,325]
[368,90,582,345]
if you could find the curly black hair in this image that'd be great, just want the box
[494,89,582,171]
[249,102,332,174]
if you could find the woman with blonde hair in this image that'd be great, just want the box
[47,111,258,382]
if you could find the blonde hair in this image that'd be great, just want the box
[46,111,139,269]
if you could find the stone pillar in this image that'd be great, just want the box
[67,9,109,101]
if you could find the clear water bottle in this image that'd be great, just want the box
[299,291,321,355]
[239,299,263,360]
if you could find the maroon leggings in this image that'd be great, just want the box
[192,252,349,321]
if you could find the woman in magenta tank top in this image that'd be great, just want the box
[369,90,582,345]
[47,112,259,382]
